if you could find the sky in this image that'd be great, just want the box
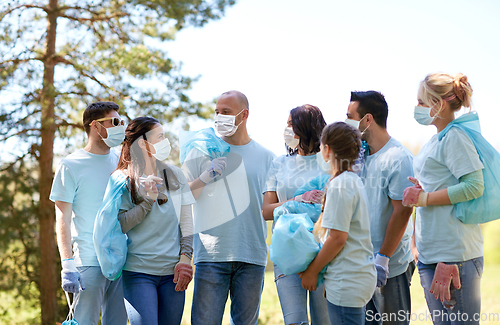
[166,0,500,156]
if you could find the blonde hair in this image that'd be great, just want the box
[313,122,361,241]
[418,72,473,114]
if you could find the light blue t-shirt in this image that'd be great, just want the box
[265,153,328,203]
[359,137,414,277]
[49,148,119,267]
[414,127,484,264]
[118,167,195,276]
[182,139,275,266]
[321,172,376,308]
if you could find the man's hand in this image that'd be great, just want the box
[61,259,85,293]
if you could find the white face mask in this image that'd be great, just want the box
[99,124,125,148]
[147,138,171,161]
[214,110,244,137]
[344,118,360,129]
[345,115,369,134]
[414,106,435,125]
[283,127,300,150]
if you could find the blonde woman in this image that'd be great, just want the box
[403,73,484,325]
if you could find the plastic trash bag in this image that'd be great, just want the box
[93,171,128,281]
[439,112,500,224]
[179,127,230,164]
[276,174,331,223]
[269,213,326,285]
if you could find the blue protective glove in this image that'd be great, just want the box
[374,253,390,287]
[61,259,85,293]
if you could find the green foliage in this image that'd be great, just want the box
[0,0,235,323]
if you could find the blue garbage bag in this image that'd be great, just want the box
[439,112,500,224]
[276,174,330,223]
[269,213,326,286]
[179,127,230,164]
[93,171,128,281]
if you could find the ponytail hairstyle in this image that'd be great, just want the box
[287,104,327,156]
[117,117,179,205]
[313,122,362,241]
[418,72,473,114]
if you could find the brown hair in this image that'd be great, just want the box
[117,117,179,204]
[418,73,473,113]
[82,101,120,134]
[288,104,326,155]
[313,122,361,240]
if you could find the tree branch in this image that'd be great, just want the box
[59,12,128,23]
[0,153,27,172]
[0,4,46,21]
[0,58,42,66]
[0,128,40,141]
[57,119,83,130]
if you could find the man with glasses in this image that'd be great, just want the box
[50,102,128,325]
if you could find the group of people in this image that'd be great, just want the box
[50,72,486,325]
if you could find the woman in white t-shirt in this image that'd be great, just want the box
[301,121,376,325]
[102,117,195,325]
[403,73,484,325]
[263,104,329,325]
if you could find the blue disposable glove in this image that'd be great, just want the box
[374,253,390,287]
[61,259,85,293]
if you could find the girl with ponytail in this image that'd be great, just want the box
[301,122,376,325]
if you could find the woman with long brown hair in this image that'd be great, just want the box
[98,116,195,325]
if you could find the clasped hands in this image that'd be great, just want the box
[139,174,163,201]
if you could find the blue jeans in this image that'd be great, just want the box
[191,262,265,325]
[418,257,483,325]
[122,271,185,325]
[73,266,127,325]
[327,301,366,325]
[366,261,415,325]
[274,264,329,325]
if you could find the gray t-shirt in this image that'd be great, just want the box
[50,148,119,266]
[182,139,275,266]
[321,171,376,308]
[359,137,414,277]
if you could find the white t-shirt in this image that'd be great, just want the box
[321,171,376,308]
[265,153,328,203]
[50,148,119,266]
[359,137,414,277]
[182,139,276,266]
[119,167,195,276]
[414,127,484,264]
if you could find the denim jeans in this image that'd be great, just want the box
[191,262,265,325]
[122,271,185,325]
[73,266,127,325]
[418,257,483,325]
[366,261,415,325]
[327,301,366,325]
[274,264,329,325]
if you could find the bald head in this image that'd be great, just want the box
[220,90,249,111]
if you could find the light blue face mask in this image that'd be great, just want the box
[414,106,434,125]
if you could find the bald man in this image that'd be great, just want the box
[182,91,276,325]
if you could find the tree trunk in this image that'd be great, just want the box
[39,0,58,324]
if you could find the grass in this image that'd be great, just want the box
[180,263,500,325]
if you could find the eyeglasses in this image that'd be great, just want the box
[157,193,168,205]
[90,117,125,127]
